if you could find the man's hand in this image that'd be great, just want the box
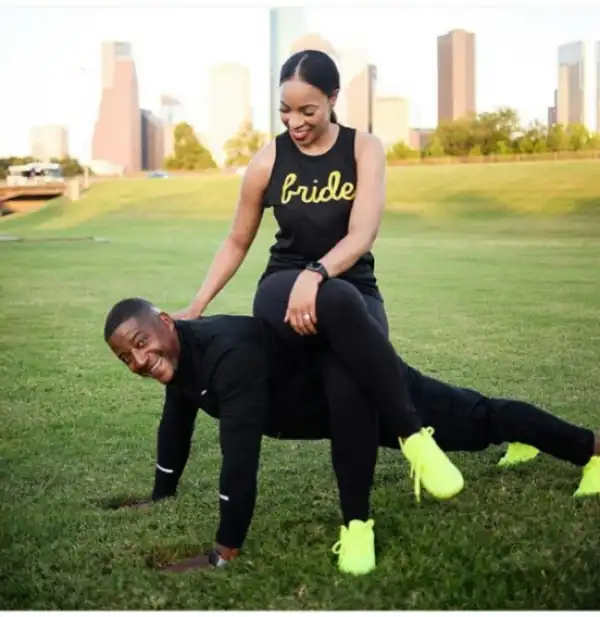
[127,500,152,510]
[161,546,239,572]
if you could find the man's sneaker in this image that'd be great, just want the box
[574,456,600,497]
[331,519,376,576]
[497,442,540,467]
[399,427,464,502]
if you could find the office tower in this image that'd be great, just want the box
[160,94,180,160]
[141,110,164,171]
[437,29,476,124]
[207,62,252,166]
[269,7,307,137]
[373,96,410,149]
[30,125,69,160]
[335,48,376,132]
[409,128,435,150]
[290,33,336,56]
[91,41,141,173]
[345,63,377,133]
[547,89,558,127]
[556,41,598,131]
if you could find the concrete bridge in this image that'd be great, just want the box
[0,181,82,215]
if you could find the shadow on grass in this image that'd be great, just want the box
[144,543,211,571]
[92,494,150,510]
[438,192,513,218]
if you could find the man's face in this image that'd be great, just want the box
[107,313,180,384]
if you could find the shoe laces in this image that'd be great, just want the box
[407,426,435,504]
[331,519,374,555]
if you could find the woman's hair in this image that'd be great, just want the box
[280,49,340,123]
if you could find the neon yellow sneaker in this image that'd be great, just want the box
[574,456,600,497]
[497,443,540,467]
[331,519,376,576]
[400,427,464,503]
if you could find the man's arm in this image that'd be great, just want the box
[151,387,199,501]
[210,342,270,555]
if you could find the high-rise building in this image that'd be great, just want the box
[30,125,69,160]
[556,41,598,132]
[410,128,435,151]
[290,33,336,57]
[207,62,252,166]
[141,110,164,171]
[91,41,141,173]
[547,89,558,127]
[345,64,377,133]
[373,97,410,149]
[269,7,307,137]
[597,42,600,132]
[160,94,180,161]
[437,29,476,124]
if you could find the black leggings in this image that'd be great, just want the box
[318,295,389,525]
[253,270,421,438]
[397,371,596,466]
[254,269,419,524]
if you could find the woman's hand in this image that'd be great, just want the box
[284,270,323,335]
[171,306,202,321]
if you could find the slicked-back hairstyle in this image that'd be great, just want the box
[279,49,340,123]
[103,297,159,342]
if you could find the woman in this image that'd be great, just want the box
[175,49,464,575]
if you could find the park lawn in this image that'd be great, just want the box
[1,161,600,609]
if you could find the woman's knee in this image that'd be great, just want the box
[316,279,366,320]
[253,270,302,320]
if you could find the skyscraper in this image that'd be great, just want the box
[345,63,377,133]
[269,7,307,137]
[290,33,336,56]
[207,62,252,166]
[30,125,69,160]
[556,41,598,132]
[91,41,141,173]
[334,48,376,132]
[141,110,164,171]
[437,29,476,124]
[547,89,558,127]
[160,94,180,161]
[597,42,600,133]
[373,97,410,149]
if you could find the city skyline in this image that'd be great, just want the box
[1,4,599,161]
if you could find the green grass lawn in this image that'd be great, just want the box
[1,160,600,609]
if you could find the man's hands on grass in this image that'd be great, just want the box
[161,544,240,572]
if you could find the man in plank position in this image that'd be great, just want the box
[104,297,600,575]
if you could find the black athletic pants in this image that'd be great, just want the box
[253,270,421,438]
[254,269,420,525]
[395,370,596,467]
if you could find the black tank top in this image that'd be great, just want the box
[260,125,380,298]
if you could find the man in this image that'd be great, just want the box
[104,297,600,575]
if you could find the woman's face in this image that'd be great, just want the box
[279,78,336,147]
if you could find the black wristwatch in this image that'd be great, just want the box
[305,261,329,282]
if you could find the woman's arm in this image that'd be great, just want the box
[177,141,276,319]
[318,131,386,278]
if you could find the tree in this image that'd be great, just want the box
[223,121,267,168]
[546,124,571,152]
[422,135,445,158]
[566,123,590,151]
[51,156,84,177]
[386,140,419,162]
[0,156,34,179]
[163,122,217,170]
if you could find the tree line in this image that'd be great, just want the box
[4,107,596,177]
[0,156,85,180]
[386,107,600,162]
